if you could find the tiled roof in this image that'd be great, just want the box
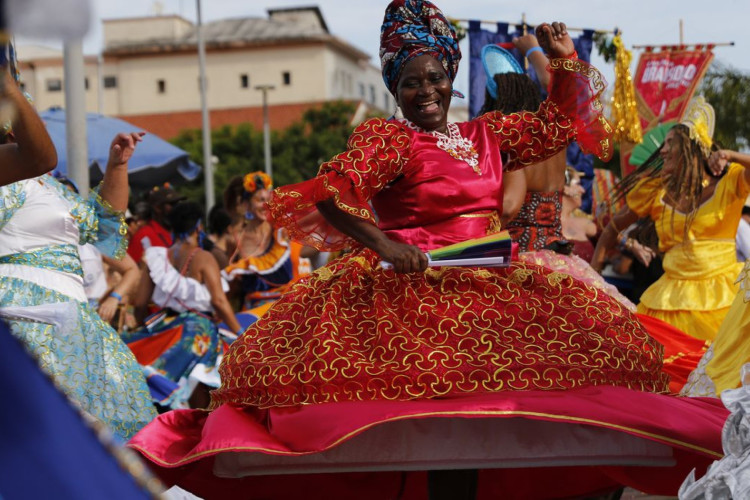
[121,100,360,140]
[106,16,330,52]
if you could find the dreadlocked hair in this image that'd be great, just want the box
[479,73,542,115]
[604,124,713,244]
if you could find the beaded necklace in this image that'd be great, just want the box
[399,119,481,174]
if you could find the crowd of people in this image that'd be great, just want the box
[4,0,750,498]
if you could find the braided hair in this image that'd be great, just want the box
[607,124,717,243]
[480,73,542,115]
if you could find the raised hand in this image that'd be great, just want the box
[512,34,540,55]
[108,131,145,168]
[535,22,575,59]
[708,149,732,177]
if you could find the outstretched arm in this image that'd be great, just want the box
[591,206,639,273]
[0,71,57,185]
[98,132,144,211]
[316,199,428,273]
[709,149,750,187]
[513,34,550,89]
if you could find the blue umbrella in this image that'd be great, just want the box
[40,106,201,191]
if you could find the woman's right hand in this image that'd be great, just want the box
[628,239,656,268]
[377,240,428,273]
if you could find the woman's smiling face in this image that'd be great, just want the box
[396,55,452,133]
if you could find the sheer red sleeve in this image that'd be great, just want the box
[268,118,410,251]
[478,57,612,172]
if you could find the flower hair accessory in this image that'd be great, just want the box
[681,96,715,157]
[243,171,273,194]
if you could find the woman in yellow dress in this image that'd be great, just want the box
[683,149,750,396]
[592,97,750,343]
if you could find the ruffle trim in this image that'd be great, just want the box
[640,272,741,311]
[224,233,292,278]
[548,57,612,162]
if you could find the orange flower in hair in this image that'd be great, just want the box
[243,171,273,194]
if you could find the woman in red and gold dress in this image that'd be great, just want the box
[130,2,727,498]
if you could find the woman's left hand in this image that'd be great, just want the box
[108,132,145,168]
[535,22,575,58]
[708,149,733,176]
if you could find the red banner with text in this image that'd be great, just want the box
[633,49,714,132]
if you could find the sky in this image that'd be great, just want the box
[19,0,750,100]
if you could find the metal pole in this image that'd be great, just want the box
[63,40,88,198]
[679,19,684,45]
[196,0,214,210]
[255,84,274,178]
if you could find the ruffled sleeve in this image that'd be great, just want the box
[477,56,612,172]
[626,177,662,218]
[722,162,750,201]
[269,118,411,251]
[47,177,129,259]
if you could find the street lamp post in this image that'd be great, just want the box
[254,84,274,178]
[196,0,214,211]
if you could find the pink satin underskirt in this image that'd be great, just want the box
[129,386,727,499]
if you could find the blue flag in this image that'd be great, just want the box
[0,322,156,500]
[468,23,598,212]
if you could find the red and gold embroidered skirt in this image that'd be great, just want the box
[213,248,668,409]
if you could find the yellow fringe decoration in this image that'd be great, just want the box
[610,34,643,144]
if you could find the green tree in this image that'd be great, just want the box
[169,100,361,208]
[700,62,750,151]
[273,101,357,185]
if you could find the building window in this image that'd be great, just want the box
[369,84,376,104]
[358,83,365,98]
[84,77,89,90]
[157,79,166,94]
[282,71,291,85]
[103,76,117,88]
[240,74,249,88]
[46,78,62,92]
[384,91,390,110]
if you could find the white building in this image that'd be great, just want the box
[19,6,397,139]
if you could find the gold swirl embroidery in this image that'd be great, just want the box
[212,252,668,409]
[547,58,612,161]
[480,102,575,171]
[548,58,607,95]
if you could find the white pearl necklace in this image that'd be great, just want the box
[399,119,481,174]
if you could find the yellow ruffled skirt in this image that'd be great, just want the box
[637,241,742,342]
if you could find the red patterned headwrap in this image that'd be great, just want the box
[379,0,462,97]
